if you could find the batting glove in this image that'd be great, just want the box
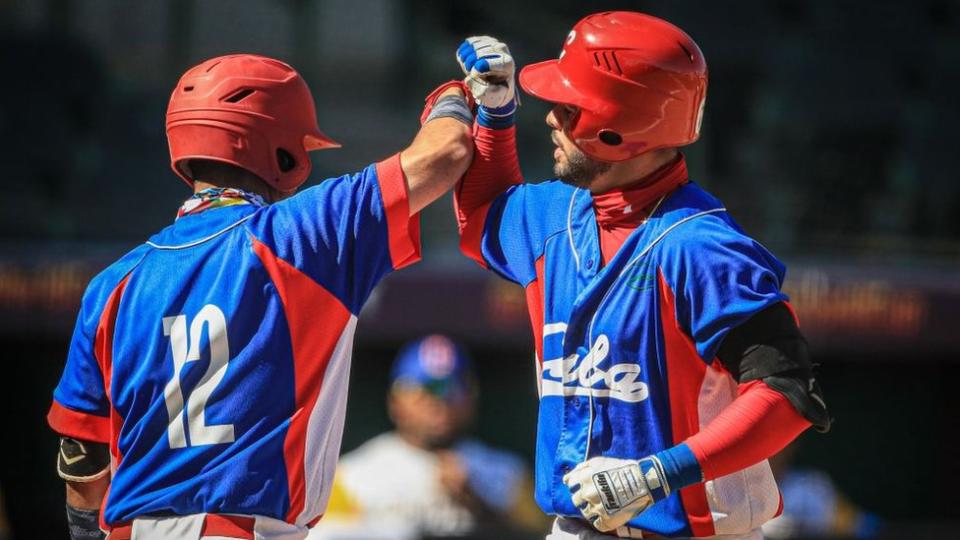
[456,36,517,128]
[563,456,671,532]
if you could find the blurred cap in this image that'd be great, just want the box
[390,335,474,402]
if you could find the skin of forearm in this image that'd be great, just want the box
[66,475,110,510]
[401,88,474,214]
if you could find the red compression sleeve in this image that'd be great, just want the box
[685,379,811,481]
[455,124,523,265]
[455,124,522,228]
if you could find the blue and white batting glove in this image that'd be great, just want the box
[456,36,517,128]
[563,445,702,532]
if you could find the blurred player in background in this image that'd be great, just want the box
[46,54,476,540]
[762,444,880,539]
[452,11,831,539]
[312,335,546,539]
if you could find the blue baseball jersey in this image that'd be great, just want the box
[464,180,787,537]
[48,155,419,527]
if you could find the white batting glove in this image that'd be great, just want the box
[456,36,517,111]
[563,456,671,532]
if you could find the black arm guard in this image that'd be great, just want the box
[717,303,832,433]
[66,504,105,540]
[58,437,110,482]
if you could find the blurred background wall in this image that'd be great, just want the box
[1,0,958,538]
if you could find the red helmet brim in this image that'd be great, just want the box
[519,60,592,109]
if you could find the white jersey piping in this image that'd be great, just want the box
[145,214,256,250]
[582,206,727,460]
[567,188,582,272]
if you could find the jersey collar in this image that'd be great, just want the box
[176,188,267,220]
[149,200,261,250]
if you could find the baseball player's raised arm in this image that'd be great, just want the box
[400,85,475,214]
[455,123,523,262]
[453,37,525,267]
[249,86,475,313]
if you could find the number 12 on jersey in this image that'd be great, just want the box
[162,304,236,449]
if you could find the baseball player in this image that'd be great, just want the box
[312,335,544,539]
[452,12,831,540]
[47,54,476,540]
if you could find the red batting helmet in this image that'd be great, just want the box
[519,12,708,162]
[166,54,339,192]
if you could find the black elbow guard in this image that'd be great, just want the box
[762,370,831,433]
[58,437,110,482]
[718,303,832,433]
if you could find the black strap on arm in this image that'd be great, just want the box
[58,437,110,482]
[717,302,832,432]
[60,437,109,539]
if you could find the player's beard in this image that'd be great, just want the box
[555,145,612,188]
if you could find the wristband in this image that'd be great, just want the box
[477,100,517,129]
[424,95,473,126]
[66,504,105,540]
[653,442,703,493]
[420,80,474,125]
